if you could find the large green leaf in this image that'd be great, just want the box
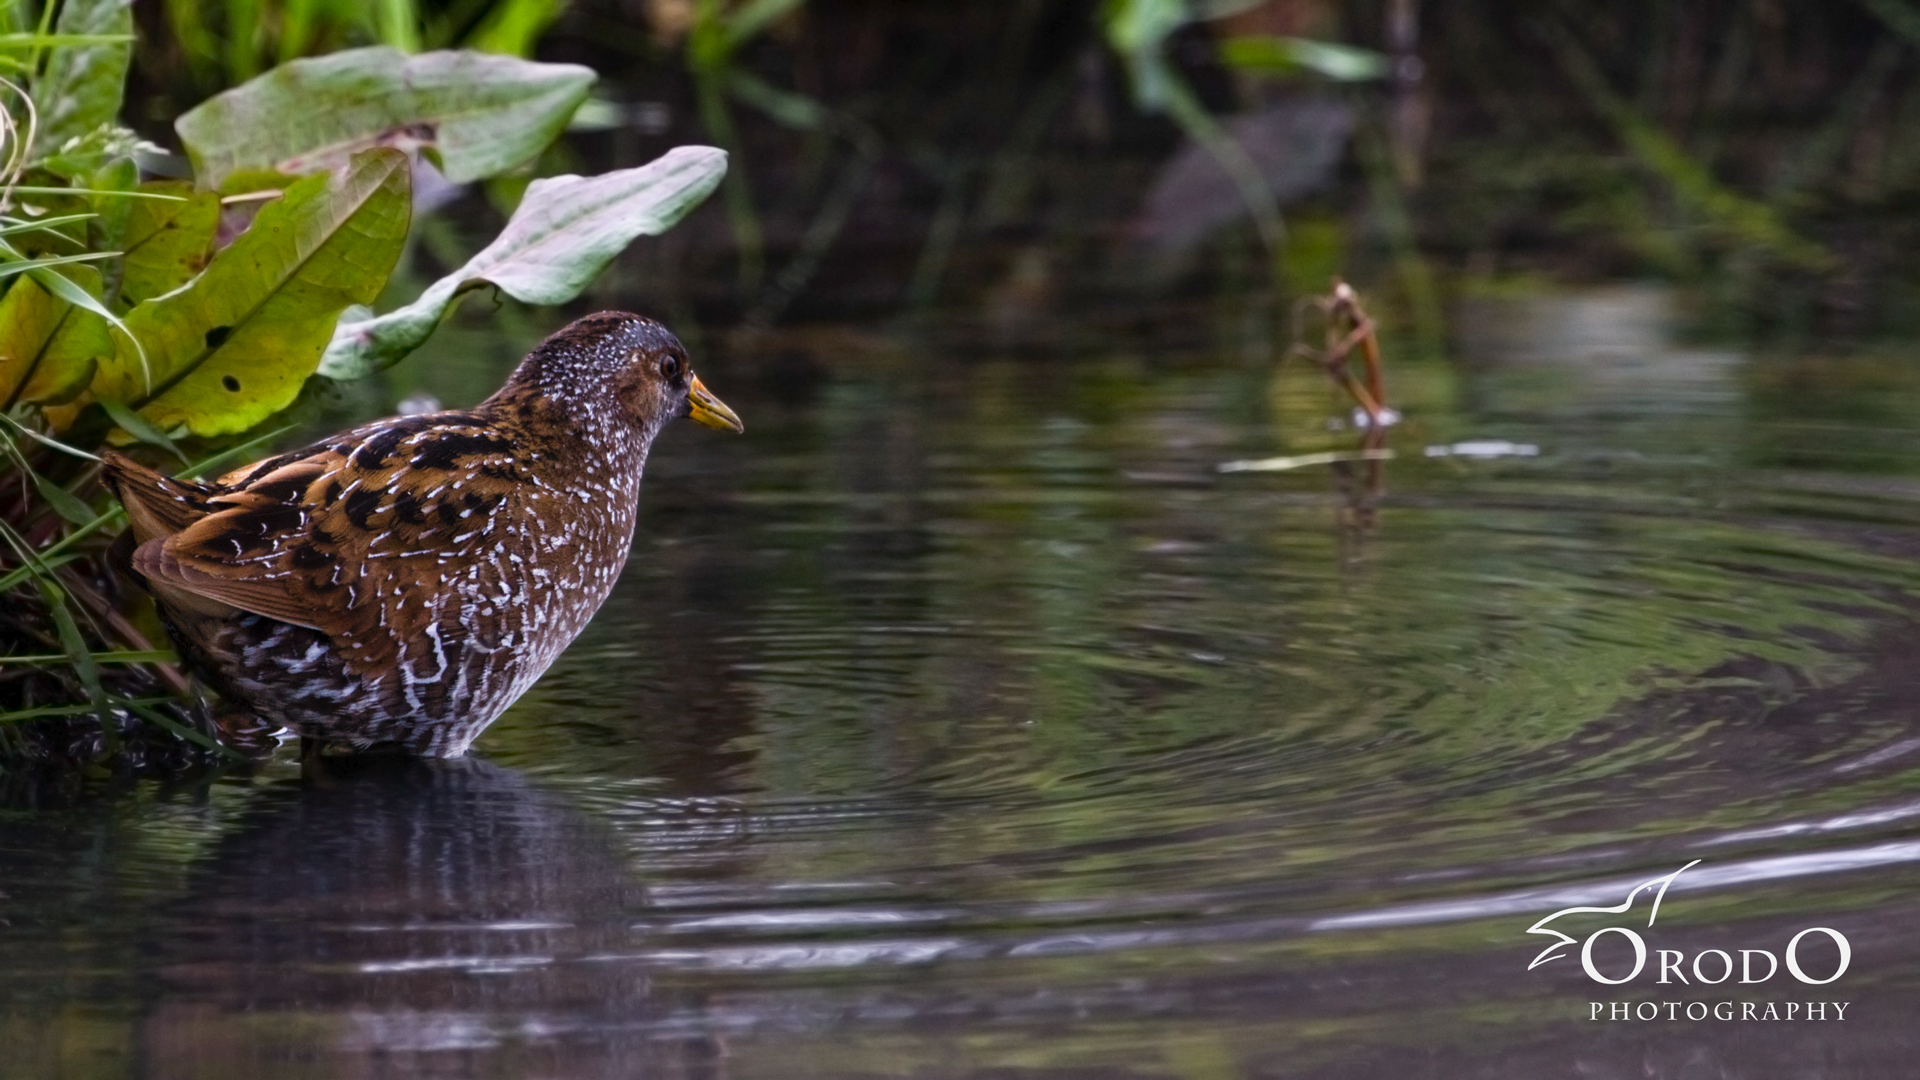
[88,149,411,437]
[113,180,219,310]
[30,0,134,156]
[175,47,595,189]
[0,265,109,410]
[320,145,726,379]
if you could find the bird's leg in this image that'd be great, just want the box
[298,735,339,786]
[208,702,281,759]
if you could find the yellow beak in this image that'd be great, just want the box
[687,374,744,433]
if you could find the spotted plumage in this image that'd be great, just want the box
[101,312,742,757]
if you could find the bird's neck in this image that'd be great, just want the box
[483,382,653,495]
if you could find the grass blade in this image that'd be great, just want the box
[180,424,293,480]
[2,433,97,523]
[30,469,96,524]
[0,251,115,280]
[0,32,133,47]
[34,577,119,755]
[118,698,242,759]
[2,649,178,665]
[4,187,188,200]
[100,398,185,462]
[0,412,103,462]
[0,507,118,593]
[0,212,96,238]
[0,696,171,723]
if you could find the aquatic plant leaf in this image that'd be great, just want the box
[89,149,410,437]
[175,47,595,188]
[1543,17,1829,270]
[114,181,219,310]
[0,265,110,409]
[1102,0,1190,109]
[1221,36,1389,81]
[1856,0,1920,48]
[320,146,725,379]
[723,0,807,49]
[30,0,135,155]
[462,0,569,58]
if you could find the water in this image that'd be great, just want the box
[8,287,1920,1077]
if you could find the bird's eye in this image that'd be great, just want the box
[660,354,684,382]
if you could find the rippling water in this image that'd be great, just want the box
[8,287,1920,1077]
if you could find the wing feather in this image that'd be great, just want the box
[147,412,533,675]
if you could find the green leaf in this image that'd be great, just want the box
[34,122,139,181]
[1102,0,1190,109]
[88,149,411,437]
[1102,0,1187,52]
[321,145,726,378]
[30,0,135,155]
[24,261,143,397]
[30,467,97,524]
[724,0,806,48]
[462,0,567,58]
[99,396,183,459]
[0,264,110,409]
[727,70,827,130]
[1220,36,1389,81]
[113,180,219,309]
[86,152,139,252]
[175,46,595,188]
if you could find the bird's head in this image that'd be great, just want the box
[511,311,743,439]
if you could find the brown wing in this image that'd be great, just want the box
[151,412,534,674]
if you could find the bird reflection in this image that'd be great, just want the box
[141,755,729,1080]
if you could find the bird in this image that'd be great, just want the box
[100,311,743,758]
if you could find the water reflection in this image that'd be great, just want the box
[0,758,730,1077]
[10,288,1920,1076]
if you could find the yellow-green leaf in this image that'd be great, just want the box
[114,180,219,310]
[94,149,411,437]
[0,266,110,410]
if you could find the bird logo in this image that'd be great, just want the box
[1525,859,1701,970]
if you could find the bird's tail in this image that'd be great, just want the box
[98,451,220,547]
